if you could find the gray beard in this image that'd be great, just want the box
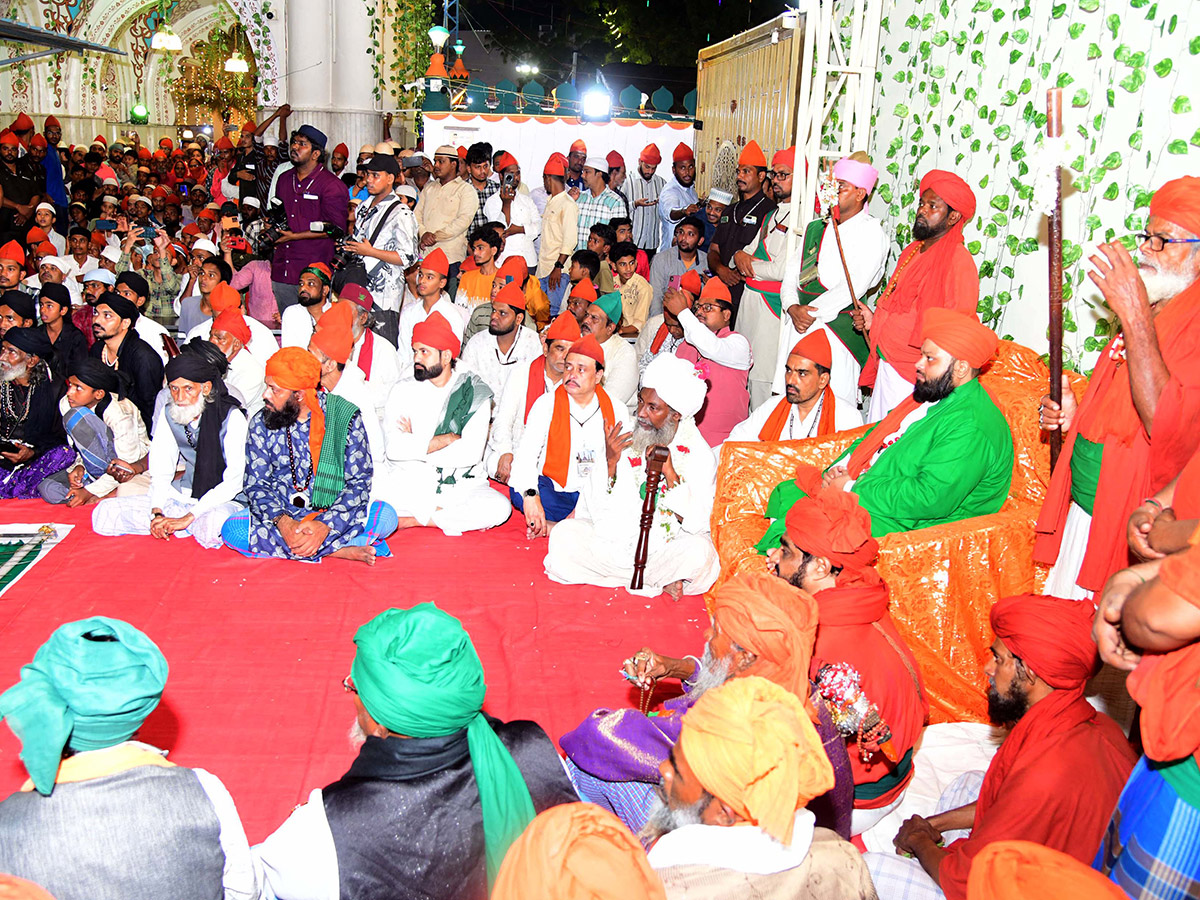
[1141,264,1196,304]
[689,644,732,700]
[630,419,679,455]
[168,391,210,425]
[640,791,709,843]
[0,361,27,383]
[348,719,367,751]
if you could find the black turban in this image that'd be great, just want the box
[94,291,139,324]
[38,283,71,309]
[3,326,54,361]
[70,357,120,394]
[0,290,35,322]
[115,272,149,300]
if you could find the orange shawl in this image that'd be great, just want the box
[524,356,547,422]
[757,386,838,440]
[542,385,615,486]
[843,394,921,478]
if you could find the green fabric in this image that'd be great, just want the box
[0,617,167,795]
[828,312,871,367]
[0,539,45,594]
[756,379,1014,550]
[436,372,492,436]
[351,604,536,888]
[1151,755,1200,811]
[750,211,784,317]
[595,291,623,327]
[1068,434,1103,516]
[853,748,914,801]
[311,393,359,510]
[796,219,827,301]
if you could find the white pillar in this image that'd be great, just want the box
[286,0,331,110]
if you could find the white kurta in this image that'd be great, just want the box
[226,348,266,419]
[544,417,720,596]
[134,315,171,364]
[459,326,543,399]
[378,370,511,535]
[736,207,791,409]
[348,332,401,421]
[187,314,280,367]
[280,301,330,349]
[485,361,558,479]
[396,292,468,381]
[483,191,542,267]
[331,365,388,503]
[725,389,863,443]
[598,333,640,410]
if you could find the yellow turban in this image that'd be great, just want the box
[492,803,665,900]
[678,676,834,846]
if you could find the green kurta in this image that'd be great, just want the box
[756,378,1014,548]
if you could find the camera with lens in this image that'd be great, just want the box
[256,199,289,257]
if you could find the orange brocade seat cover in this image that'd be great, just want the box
[710,341,1082,723]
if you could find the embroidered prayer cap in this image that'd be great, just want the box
[593,291,623,327]
[709,570,819,703]
[333,142,349,158]
[966,841,1128,900]
[495,151,518,172]
[672,142,694,163]
[0,240,26,264]
[208,282,242,315]
[606,150,625,170]
[339,283,375,311]
[302,262,333,285]
[920,308,997,368]
[543,153,569,177]
[709,188,734,205]
[3,326,54,361]
[545,311,582,343]
[640,143,662,165]
[421,247,450,277]
[788,329,833,369]
[1149,176,1200,237]
[771,146,796,170]
[679,676,834,846]
[359,143,375,155]
[833,156,879,193]
[919,169,977,221]
[567,334,605,369]
[212,308,251,346]
[642,353,707,418]
[492,803,666,900]
[94,291,139,324]
[312,301,355,364]
[433,144,459,159]
[495,281,527,312]
[569,139,587,154]
[82,269,116,287]
[699,277,732,305]
[990,594,1098,690]
[497,255,529,287]
[0,616,167,795]
[679,270,703,297]
[584,156,609,174]
[569,277,598,302]
[785,466,879,575]
[412,311,461,358]
[351,603,536,885]
[737,140,767,168]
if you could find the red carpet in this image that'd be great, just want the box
[0,499,707,842]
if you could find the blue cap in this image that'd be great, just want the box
[295,124,327,150]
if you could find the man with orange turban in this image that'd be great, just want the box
[705,141,776,326]
[396,247,467,380]
[560,572,854,840]
[1036,176,1200,601]
[460,281,542,398]
[756,308,1012,547]
[644,677,873,898]
[858,169,981,422]
[220,347,398,563]
[375,311,511,536]
[968,841,1128,900]
[494,803,666,900]
[768,467,927,834]
[866,594,1137,900]
[210,306,266,417]
[1090,541,1200,897]
[626,144,665,262]
[185,280,277,368]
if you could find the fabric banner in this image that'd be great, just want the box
[0,523,73,597]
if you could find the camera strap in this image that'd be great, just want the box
[361,198,402,275]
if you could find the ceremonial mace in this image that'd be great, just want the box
[631,446,670,591]
[1046,88,1065,470]
[825,161,868,340]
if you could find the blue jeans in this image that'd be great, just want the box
[541,274,569,317]
[510,475,579,522]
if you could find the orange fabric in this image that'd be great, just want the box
[0,241,25,264]
[542,385,615,487]
[966,840,1129,900]
[679,677,833,846]
[0,874,58,900]
[640,144,662,165]
[570,278,597,302]
[411,310,461,357]
[1128,640,1200,766]
[208,282,241,314]
[35,241,56,257]
[990,594,1098,689]
[498,255,529,287]
[266,348,325,472]
[679,269,703,296]
[491,803,665,900]
[25,227,47,243]
[543,153,568,177]
[922,308,998,368]
[700,277,731,303]
[1149,175,1200,236]
[649,322,671,354]
[772,146,796,170]
[710,571,818,706]
[545,310,582,342]
[672,142,693,162]
[1034,276,1200,590]
[422,247,449,276]
[738,140,767,168]
[495,152,518,172]
[1173,448,1200,519]
[784,467,879,572]
[790,330,833,369]
[312,301,355,364]
[524,357,548,421]
[495,281,527,311]
[570,139,587,153]
[212,308,251,346]
[757,387,837,441]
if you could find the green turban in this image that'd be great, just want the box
[594,291,623,327]
[0,617,168,795]
[351,603,536,887]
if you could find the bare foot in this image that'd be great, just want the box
[393,516,421,530]
[330,544,377,565]
[663,580,684,601]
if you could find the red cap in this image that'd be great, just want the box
[679,270,703,296]
[738,140,767,168]
[152,150,167,160]
[25,227,47,243]
[0,241,25,264]
[137,146,151,160]
[569,277,598,302]
[569,139,587,154]
[12,113,33,132]
[197,209,217,221]
[150,185,170,199]
[543,152,568,177]
[0,132,19,148]
[788,329,832,369]
[209,283,242,314]
[92,134,107,146]
[567,334,605,368]
[213,308,252,345]
[166,194,183,207]
[494,281,527,311]
[699,278,732,303]
[772,146,796,169]
[606,150,625,170]
[181,223,200,236]
[312,301,355,364]
[215,136,234,151]
[495,151,518,172]
[421,247,449,276]
[158,137,174,149]
[545,311,582,342]
[497,255,528,287]
[333,142,349,158]
[338,283,375,310]
[44,115,61,129]
[412,311,461,357]
[35,241,56,257]
[457,145,468,159]
[672,142,694,163]
[30,134,47,149]
[640,144,662,165]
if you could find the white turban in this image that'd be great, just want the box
[642,354,708,418]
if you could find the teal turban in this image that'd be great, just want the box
[351,603,535,887]
[0,617,168,795]
[594,291,623,327]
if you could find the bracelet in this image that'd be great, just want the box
[682,654,702,685]
[1144,498,1164,511]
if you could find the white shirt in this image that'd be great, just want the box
[459,325,543,399]
[225,348,266,418]
[486,360,557,478]
[146,403,248,518]
[598,333,639,409]
[396,292,468,380]
[780,209,888,325]
[348,331,401,420]
[59,395,150,497]
[330,366,387,500]
[648,810,816,877]
[726,389,863,443]
[483,190,541,267]
[383,369,491,476]
[135,315,171,364]
[676,309,752,369]
[253,788,339,900]
[188,314,280,368]
[280,301,329,349]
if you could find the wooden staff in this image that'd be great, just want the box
[1047,88,1064,470]
[826,161,868,343]
[631,445,670,591]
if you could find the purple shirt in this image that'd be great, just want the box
[270,164,349,284]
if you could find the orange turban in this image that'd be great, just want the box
[212,308,251,346]
[312,301,355,364]
[710,571,818,703]
[412,311,461,357]
[495,281,527,311]
[640,144,662,165]
[421,247,449,276]
[492,803,665,900]
[12,113,33,132]
[788,330,832,369]
[498,255,529,287]
[785,466,879,576]
[31,134,46,150]
[738,140,767,168]
[570,277,598,302]
[567,334,605,369]
[208,282,241,314]
[679,270,702,297]
[966,840,1128,900]
[699,277,731,304]
[1149,176,1200,237]
[265,348,325,472]
[919,169,977,222]
[35,241,57,258]
[679,677,834,845]
[544,311,582,342]
[921,308,997,368]
[990,594,1098,690]
[772,146,796,170]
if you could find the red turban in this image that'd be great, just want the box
[543,153,568,177]
[567,334,605,368]
[44,115,60,129]
[495,151,518,172]
[738,140,767,168]
[150,185,170,199]
[990,594,1098,690]
[12,113,33,131]
[158,137,173,149]
[679,269,703,297]
[208,282,241,314]
[672,142,694,163]
[333,142,349,158]
[570,277,597,302]
[197,209,218,222]
[457,145,467,159]
[788,330,832,369]
[921,307,997,367]
[785,466,879,576]
[772,146,796,170]
[966,840,1129,900]
[699,277,731,303]
[569,139,587,154]
[919,169,977,223]
[212,308,251,345]
[0,241,25,264]
[421,247,449,276]
[1149,176,1200,237]
[181,223,200,237]
[710,571,819,704]
[544,311,582,342]
[412,311,461,357]
[640,144,662,165]
[495,281,527,311]
[312,301,355,364]
[606,150,624,170]
[137,147,151,160]
[265,348,325,471]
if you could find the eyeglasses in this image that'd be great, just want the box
[1135,232,1200,252]
[342,675,357,694]
[695,303,725,314]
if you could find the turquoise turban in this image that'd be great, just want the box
[351,603,535,887]
[0,617,168,795]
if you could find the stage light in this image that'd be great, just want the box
[130,102,149,124]
[428,25,450,50]
[581,88,612,122]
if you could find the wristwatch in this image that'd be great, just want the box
[553,261,564,269]
[524,488,538,498]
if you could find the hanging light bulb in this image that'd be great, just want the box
[428,25,450,50]
[151,26,182,51]
[224,51,249,73]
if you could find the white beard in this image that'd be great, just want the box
[1140,263,1197,304]
[348,719,367,751]
[630,418,680,456]
[0,361,27,383]
[168,392,210,425]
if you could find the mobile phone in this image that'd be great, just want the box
[109,460,135,474]
[221,215,239,231]
[141,227,157,239]
[228,236,250,252]
[668,275,682,292]
[178,184,189,197]
[95,220,117,231]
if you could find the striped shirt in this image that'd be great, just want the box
[625,171,665,250]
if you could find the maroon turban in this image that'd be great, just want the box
[990,594,1098,690]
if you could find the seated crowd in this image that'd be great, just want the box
[0,109,1197,900]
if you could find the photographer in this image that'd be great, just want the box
[483,152,540,269]
[342,154,416,346]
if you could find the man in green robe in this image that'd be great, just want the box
[757,308,1013,548]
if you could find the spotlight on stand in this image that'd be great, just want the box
[580,88,612,123]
